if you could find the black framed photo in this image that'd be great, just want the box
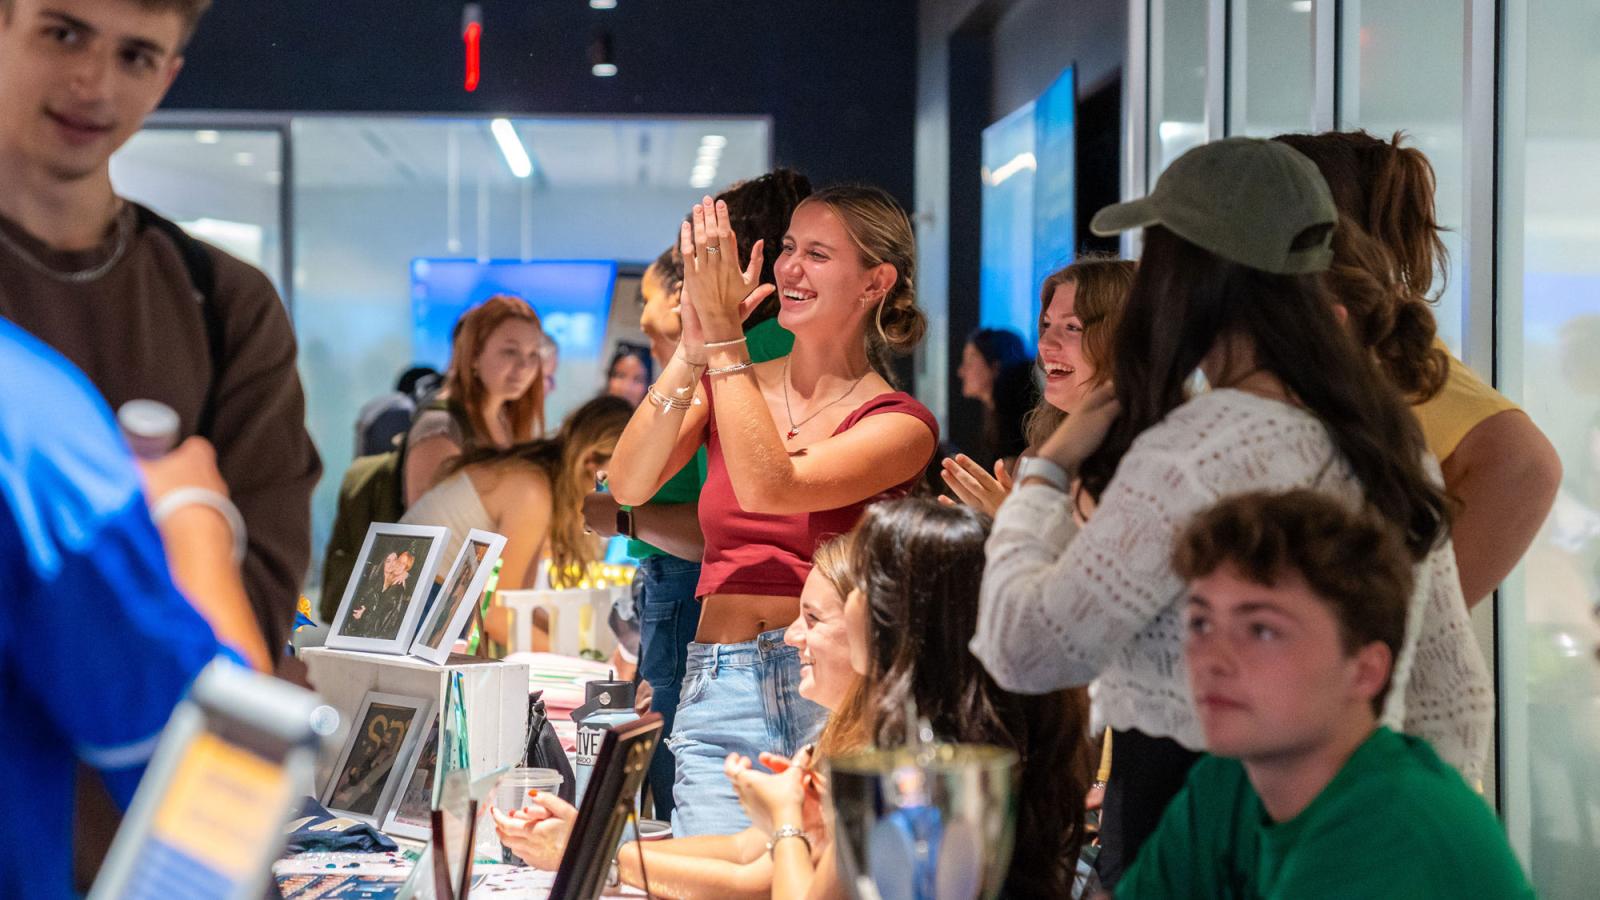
[549,713,664,900]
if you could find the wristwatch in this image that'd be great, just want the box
[1012,455,1072,493]
[616,505,636,540]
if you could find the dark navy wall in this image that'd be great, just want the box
[164,0,919,204]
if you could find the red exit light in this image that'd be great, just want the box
[463,4,483,92]
[464,22,481,92]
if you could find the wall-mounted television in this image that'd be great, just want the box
[410,258,619,422]
[980,64,1076,353]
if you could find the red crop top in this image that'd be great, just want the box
[696,388,940,598]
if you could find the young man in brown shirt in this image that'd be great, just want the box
[0,0,320,662]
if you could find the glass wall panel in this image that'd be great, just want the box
[289,117,769,583]
[1228,0,1314,137]
[1338,0,1466,353]
[1149,0,1208,186]
[1498,0,1600,894]
[111,128,285,293]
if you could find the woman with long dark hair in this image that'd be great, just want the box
[603,343,653,408]
[727,499,1094,900]
[957,326,1030,463]
[1273,129,1562,608]
[971,138,1491,886]
[606,185,938,837]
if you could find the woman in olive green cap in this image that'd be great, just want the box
[969,136,1491,887]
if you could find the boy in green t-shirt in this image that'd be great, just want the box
[1116,490,1533,899]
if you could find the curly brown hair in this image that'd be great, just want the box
[1272,131,1450,401]
[712,168,813,326]
[1173,489,1414,712]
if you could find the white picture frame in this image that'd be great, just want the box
[321,691,433,826]
[326,523,449,654]
[380,717,441,841]
[408,529,507,665]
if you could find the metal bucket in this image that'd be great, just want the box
[826,744,1019,900]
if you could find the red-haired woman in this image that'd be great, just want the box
[403,294,548,506]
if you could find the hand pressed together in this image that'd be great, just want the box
[678,196,773,343]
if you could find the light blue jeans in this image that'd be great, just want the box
[667,627,828,836]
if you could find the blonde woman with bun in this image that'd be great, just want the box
[607,185,939,836]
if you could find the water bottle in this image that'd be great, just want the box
[571,676,637,803]
[117,399,180,459]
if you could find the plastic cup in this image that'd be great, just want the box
[494,768,564,866]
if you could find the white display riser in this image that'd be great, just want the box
[300,647,529,790]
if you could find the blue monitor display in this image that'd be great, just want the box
[979,64,1076,354]
[1032,65,1077,293]
[409,258,618,370]
[980,101,1037,353]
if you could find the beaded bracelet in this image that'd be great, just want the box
[706,361,754,377]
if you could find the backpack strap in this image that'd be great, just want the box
[393,394,474,513]
[130,201,223,438]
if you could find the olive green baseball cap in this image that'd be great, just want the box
[1090,137,1337,275]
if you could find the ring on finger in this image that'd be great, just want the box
[705,246,720,254]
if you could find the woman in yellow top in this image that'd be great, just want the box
[1275,131,1562,608]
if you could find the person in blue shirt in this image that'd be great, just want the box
[0,316,269,898]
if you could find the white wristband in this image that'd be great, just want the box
[151,487,248,564]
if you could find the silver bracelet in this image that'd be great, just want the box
[703,336,748,348]
[151,487,248,564]
[647,386,699,411]
[705,360,754,377]
[767,824,811,859]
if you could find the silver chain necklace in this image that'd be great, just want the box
[0,203,130,284]
[781,357,869,440]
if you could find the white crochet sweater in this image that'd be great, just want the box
[970,388,1492,784]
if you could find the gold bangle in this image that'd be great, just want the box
[703,336,747,349]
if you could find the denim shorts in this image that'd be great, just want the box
[635,555,703,822]
[666,626,828,837]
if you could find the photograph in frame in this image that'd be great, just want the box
[409,529,507,665]
[326,523,449,654]
[381,716,440,841]
[322,691,433,825]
